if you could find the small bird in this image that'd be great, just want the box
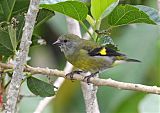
[53,34,140,82]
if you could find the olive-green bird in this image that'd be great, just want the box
[53,34,140,79]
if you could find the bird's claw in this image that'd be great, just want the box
[65,72,74,82]
[83,74,96,85]
[83,72,99,84]
[65,71,83,82]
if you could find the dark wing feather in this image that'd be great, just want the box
[88,46,126,56]
[88,47,102,56]
[105,47,125,56]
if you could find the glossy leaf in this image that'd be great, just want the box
[97,35,119,51]
[40,1,88,21]
[14,13,25,41]
[14,9,54,42]
[12,0,29,16]
[0,0,60,48]
[0,0,16,22]
[27,76,55,97]
[8,25,17,51]
[10,0,29,41]
[0,0,29,22]
[0,29,14,56]
[108,5,158,27]
[135,5,160,25]
[36,9,54,28]
[91,0,119,20]
[34,9,55,32]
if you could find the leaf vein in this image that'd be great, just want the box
[114,10,137,25]
[68,2,80,20]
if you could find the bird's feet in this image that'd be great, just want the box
[65,70,83,82]
[83,72,99,84]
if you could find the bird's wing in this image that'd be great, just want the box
[81,42,140,62]
[87,46,126,57]
[80,40,126,58]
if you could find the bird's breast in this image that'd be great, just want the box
[66,51,114,73]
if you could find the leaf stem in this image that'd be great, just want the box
[93,19,101,42]
[21,73,32,84]
[4,79,11,89]
[86,15,95,28]
[79,21,94,39]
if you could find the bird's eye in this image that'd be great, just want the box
[64,40,68,43]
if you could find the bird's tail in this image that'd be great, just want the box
[115,56,141,62]
[125,58,141,62]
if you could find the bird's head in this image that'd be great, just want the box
[53,34,81,55]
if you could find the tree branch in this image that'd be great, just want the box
[0,62,160,95]
[4,0,40,113]
[82,28,100,113]
[81,80,100,113]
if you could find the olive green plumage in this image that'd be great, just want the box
[53,34,140,73]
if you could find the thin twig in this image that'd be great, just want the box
[4,0,40,113]
[0,63,160,94]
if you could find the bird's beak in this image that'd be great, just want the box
[52,39,61,46]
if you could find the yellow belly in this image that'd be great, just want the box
[66,50,113,73]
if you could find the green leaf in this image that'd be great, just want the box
[135,5,160,25]
[14,13,25,41]
[40,1,88,21]
[0,29,14,56]
[35,9,54,28]
[27,76,55,97]
[33,9,54,45]
[0,0,29,41]
[14,9,54,42]
[8,25,17,51]
[0,0,29,22]
[91,0,119,20]
[0,0,53,57]
[34,9,55,33]
[107,5,158,27]
[0,0,16,22]
[97,35,119,51]
[12,0,29,16]
[106,43,119,51]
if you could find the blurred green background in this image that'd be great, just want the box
[18,0,160,113]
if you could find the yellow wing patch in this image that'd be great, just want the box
[99,47,107,55]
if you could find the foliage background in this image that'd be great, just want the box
[5,0,160,113]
